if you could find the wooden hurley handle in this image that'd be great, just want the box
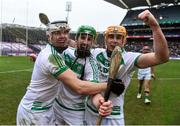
[96,46,122,125]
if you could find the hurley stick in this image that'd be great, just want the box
[96,46,122,125]
[39,13,50,26]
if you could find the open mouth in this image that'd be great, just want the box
[58,38,66,42]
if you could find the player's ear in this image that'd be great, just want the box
[47,34,51,41]
[122,37,127,46]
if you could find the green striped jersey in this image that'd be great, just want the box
[21,44,68,111]
[55,47,99,114]
[85,48,140,119]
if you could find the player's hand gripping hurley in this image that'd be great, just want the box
[96,46,123,125]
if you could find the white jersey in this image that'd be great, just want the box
[20,44,68,111]
[54,47,99,116]
[86,48,141,120]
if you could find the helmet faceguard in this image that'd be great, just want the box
[75,25,96,40]
[39,13,70,53]
[104,25,127,57]
[75,25,97,58]
[47,21,71,53]
[104,25,127,43]
[46,21,71,35]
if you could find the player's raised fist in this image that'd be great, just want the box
[138,10,159,28]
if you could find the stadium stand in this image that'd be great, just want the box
[1,24,47,55]
[103,0,180,59]
[121,5,180,58]
[0,1,179,58]
[0,42,33,56]
[103,1,180,59]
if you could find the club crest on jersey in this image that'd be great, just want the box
[105,61,110,67]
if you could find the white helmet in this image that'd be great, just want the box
[39,13,71,35]
[46,21,71,35]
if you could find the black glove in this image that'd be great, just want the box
[110,78,125,96]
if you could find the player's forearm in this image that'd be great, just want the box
[76,81,106,95]
[92,94,103,109]
[58,69,106,95]
[62,77,106,95]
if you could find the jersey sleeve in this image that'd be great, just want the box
[123,52,141,74]
[42,48,68,78]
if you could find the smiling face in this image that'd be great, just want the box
[49,30,69,48]
[47,21,70,49]
[106,33,125,52]
[104,25,127,52]
[76,33,94,51]
[75,25,96,58]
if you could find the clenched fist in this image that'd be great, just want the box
[138,10,159,28]
[98,98,113,117]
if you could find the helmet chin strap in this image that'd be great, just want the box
[54,46,68,53]
[48,36,68,53]
[106,49,112,58]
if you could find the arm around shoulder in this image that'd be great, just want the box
[56,68,107,95]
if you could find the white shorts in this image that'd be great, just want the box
[16,103,56,125]
[138,73,151,80]
[53,100,85,125]
[84,110,125,126]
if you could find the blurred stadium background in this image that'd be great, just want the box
[0,0,180,125]
[0,0,179,58]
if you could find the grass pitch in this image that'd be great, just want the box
[0,56,180,124]
[0,56,33,124]
[125,60,180,125]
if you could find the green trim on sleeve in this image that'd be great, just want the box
[49,44,69,77]
[31,106,51,111]
[134,54,141,66]
[51,46,64,67]
[90,80,99,83]
[53,66,68,77]
[55,98,85,111]
[31,101,52,111]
